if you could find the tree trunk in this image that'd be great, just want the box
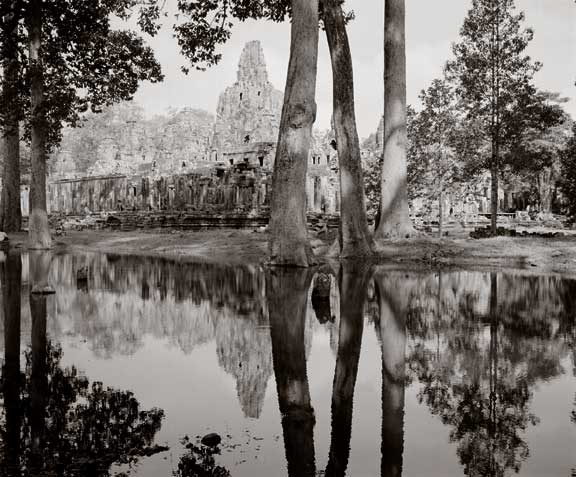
[438,188,443,238]
[268,0,319,267]
[323,0,372,258]
[267,268,316,476]
[374,0,415,241]
[325,262,370,477]
[537,169,553,213]
[0,1,22,232]
[27,0,51,249]
[490,137,499,235]
[1,252,22,474]
[375,272,407,477]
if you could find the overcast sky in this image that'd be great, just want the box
[130,0,576,139]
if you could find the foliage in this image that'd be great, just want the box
[173,1,290,73]
[0,0,163,150]
[446,0,541,145]
[411,79,462,199]
[560,123,576,223]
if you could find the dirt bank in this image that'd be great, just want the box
[5,229,576,277]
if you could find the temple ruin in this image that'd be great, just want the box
[45,41,338,218]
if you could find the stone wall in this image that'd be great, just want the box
[49,167,271,215]
[48,163,339,217]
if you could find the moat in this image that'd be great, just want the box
[1,252,575,476]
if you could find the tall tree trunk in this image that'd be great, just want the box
[323,0,372,258]
[375,272,407,477]
[374,0,415,241]
[438,187,443,238]
[0,1,22,232]
[27,0,51,249]
[268,0,319,267]
[1,251,22,475]
[267,268,316,476]
[490,137,499,235]
[325,262,370,477]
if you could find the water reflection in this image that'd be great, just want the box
[0,252,574,476]
[1,251,22,476]
[375,272,408,477]
[267,268,316,477]
[0,253,165,476]
[405,271,574,477]
[325,262,371,477]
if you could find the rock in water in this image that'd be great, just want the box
[0,231,7,242]
[201,433,222,447]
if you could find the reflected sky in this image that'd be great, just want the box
[1,252,575,476]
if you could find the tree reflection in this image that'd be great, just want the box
[0,253,166,476]
[1,251,23,476]
[175,437,230,477]
[324,262,371,477]
[374,271,409,477]
[267,268,316,477]
[407,271,573,477]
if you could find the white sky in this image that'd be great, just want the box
[130,0,576,139]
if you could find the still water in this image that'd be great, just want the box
[0,251,574,476]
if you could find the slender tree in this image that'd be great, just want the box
[447,0,541,235]
[323,0,372,258]
[0,1,23,232]
[414,79,462,237]
[374,0,415,241]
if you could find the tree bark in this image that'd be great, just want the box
[325,262,370,477]
[1,251,22,475]
[268,0,319,267]
[0,1,22,232]
[374,0,415,241]
[27,0,51,249]
[267,268,316,476]
[323,0,372,258]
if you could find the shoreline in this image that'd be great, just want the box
[4,229,576,278]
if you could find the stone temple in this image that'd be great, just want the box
[210,40,284,168]
[43,40,339,217]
